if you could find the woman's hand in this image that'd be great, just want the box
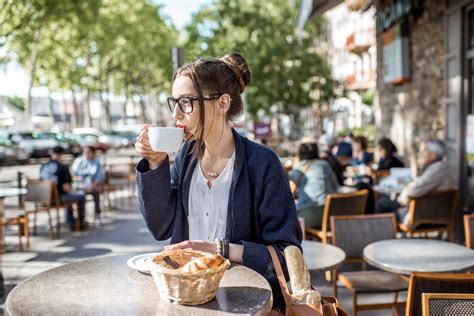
[164,240,216,254]
[135,125,167,169]
[164,240,244,264]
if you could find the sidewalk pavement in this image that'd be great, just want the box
[1,193,400,315]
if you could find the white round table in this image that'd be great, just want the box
[6,255,272,316]
[363,239,474,275]
[302,240,346,271]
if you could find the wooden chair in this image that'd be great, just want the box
[1,211,29,251]
[371,169,390,185]
[464,214,474,249]
[399,190,458,241]
[422,293,474,316]
[22,179,56,239]
[330,213,408,316]
[306,189,368,243]
[406,272,474,316]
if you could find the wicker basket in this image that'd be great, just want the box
[150,250,230,305]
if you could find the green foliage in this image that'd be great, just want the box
[0,95,24,110]
[341,124,376,147]
[361,89,375,106]
[2,0,178,124]
[183,0,336,118]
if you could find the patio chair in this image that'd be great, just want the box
[306,189,368,243]
[399,190,458,241]
[330,213,407,316]
[406,272,474,316]
[422,293,474,316]
[464,214,474,249]
[23,179,56,239]
[1,211,29,251]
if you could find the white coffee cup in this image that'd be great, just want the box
[148,127,184,153]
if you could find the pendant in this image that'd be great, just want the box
[207,171,219,178]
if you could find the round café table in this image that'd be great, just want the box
[302,240,346,271]
[363,239,474,275]
[6,254,272,316]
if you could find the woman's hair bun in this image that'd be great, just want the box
[221,52,251,93]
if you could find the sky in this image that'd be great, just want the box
[0,0,211,97]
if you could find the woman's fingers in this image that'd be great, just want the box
[164,240,191,250]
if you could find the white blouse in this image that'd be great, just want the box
[188,153,236,241]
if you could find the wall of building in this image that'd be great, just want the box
[376,0,446,171]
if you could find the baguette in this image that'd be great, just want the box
[284,245,311,293]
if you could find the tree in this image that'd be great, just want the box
[183,0,337,119]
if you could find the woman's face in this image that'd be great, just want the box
[171,75,219,139]
[378,147,387,158]
[352,141,362,152]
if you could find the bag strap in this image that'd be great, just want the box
[294,160,312,188]
[267,245,293,308]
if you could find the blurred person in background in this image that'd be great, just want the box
[72,146,105,225]
[376,138,457,224]
[351,135,373,166]
[334,133,353,158]
[290,140,339,230]
[371,137,404,171]
[40,146,87,231]
[318,134,344,185]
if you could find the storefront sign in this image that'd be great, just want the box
[253,122,272,139]
[382,22,411,84]
[376,0,424,34]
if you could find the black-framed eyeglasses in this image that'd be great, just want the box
[167,94,222,114]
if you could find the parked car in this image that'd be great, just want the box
[0,131,29,164]
[98,130,129,149]
[72,128,110,152]
[38,131,83,157]
[6,130,57,158]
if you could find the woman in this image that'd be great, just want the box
[290,141,338,229]
[134,53,301,310]
[351,135,373,166]
[374,137,404,170]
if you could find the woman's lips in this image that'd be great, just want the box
[176,122,187,131]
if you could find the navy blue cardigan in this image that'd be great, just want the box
[136,129,302,308]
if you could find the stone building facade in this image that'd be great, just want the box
[375,0,446,171]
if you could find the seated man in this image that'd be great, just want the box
[376,138,457,225]
[72,146,105,225]
[40,146,87,230]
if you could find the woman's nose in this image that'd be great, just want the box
[172,104,183,121]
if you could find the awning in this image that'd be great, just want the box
[297,0,344,29]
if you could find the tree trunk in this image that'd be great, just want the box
[71,89,79,128]
[26,29,41,116]
[84,90,91,127]
[140,96,147,124]
[61,91,68,129]
[123,89,129,125]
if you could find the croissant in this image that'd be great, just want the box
[182,254,226,272]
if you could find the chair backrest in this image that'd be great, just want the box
[330,213,397,259]
[407,190,458,228]
[464,214,474,249]
[321,189,368,242]
[24,179,53,206]
[422,293,474,316]
[406,272,474,316]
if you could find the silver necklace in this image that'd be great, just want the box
[200,161,220,178]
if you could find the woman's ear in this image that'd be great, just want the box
[218,94,232,114]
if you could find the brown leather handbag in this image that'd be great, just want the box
[267,245,348,316]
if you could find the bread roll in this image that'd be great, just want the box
[284,245,311,293]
